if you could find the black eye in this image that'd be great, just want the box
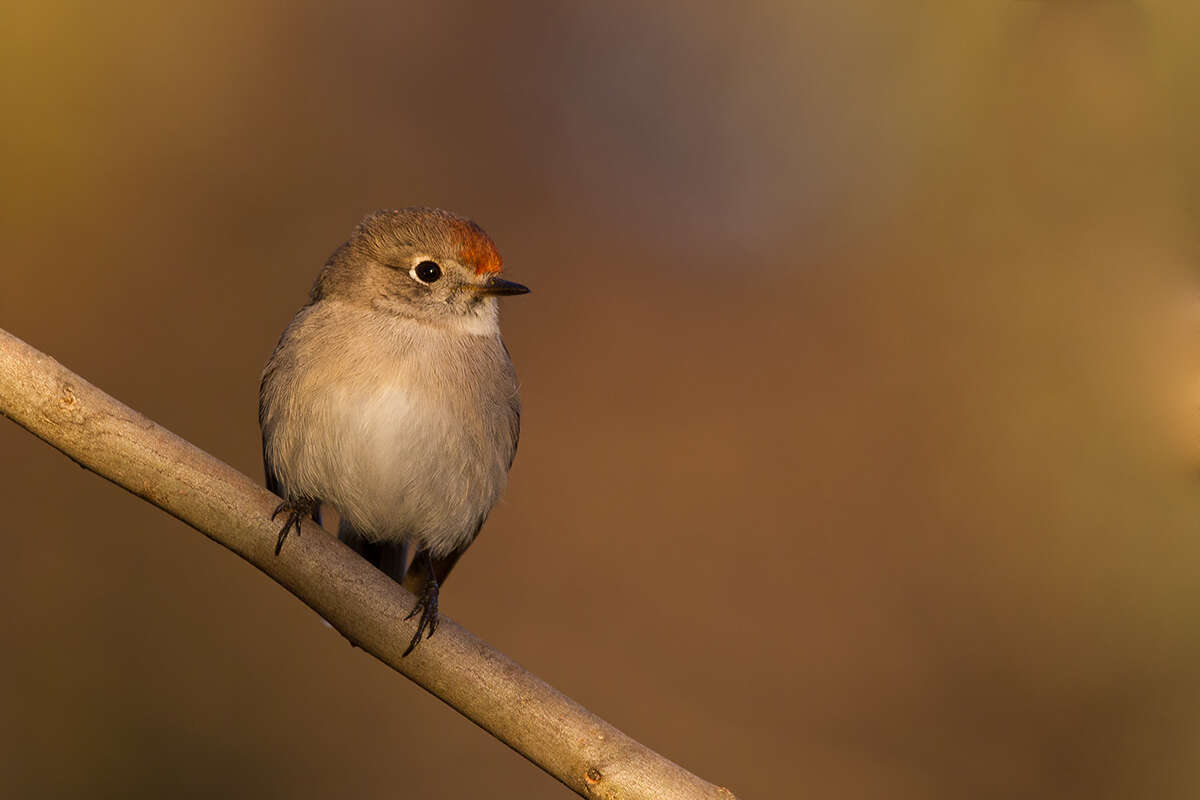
[413,260,442,283]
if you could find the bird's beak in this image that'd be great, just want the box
[473,275,531,296]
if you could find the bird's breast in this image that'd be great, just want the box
[262,301,518,555]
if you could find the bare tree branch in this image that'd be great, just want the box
[0,327,736,800]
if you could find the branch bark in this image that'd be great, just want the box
[0,327,736,800]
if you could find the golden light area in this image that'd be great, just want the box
[3,2,1200,797]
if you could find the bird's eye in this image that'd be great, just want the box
[411,260,442,284]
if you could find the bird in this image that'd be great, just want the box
[258,207,528,655]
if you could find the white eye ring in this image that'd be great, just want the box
[409,260,443,284]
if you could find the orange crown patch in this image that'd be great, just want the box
[454,219,503,275]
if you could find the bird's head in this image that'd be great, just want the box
[313,208,529,328]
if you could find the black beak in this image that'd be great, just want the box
[475,276,531,296]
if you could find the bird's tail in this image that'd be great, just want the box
[338,519,409,584]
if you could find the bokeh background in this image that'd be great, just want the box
[4,1,1200,797]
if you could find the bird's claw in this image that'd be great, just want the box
[271,498,315,555]
[402,580,439,657]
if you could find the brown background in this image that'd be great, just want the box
[4,2,1200,797]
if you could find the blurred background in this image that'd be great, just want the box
[3,1,1200,797]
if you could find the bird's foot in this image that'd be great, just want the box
[402,570,439,657]
[270,497,317,555]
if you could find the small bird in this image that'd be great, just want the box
[259,208,528,655]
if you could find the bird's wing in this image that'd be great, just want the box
[502,338,521,469]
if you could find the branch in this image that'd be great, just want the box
[0,327,736,800]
